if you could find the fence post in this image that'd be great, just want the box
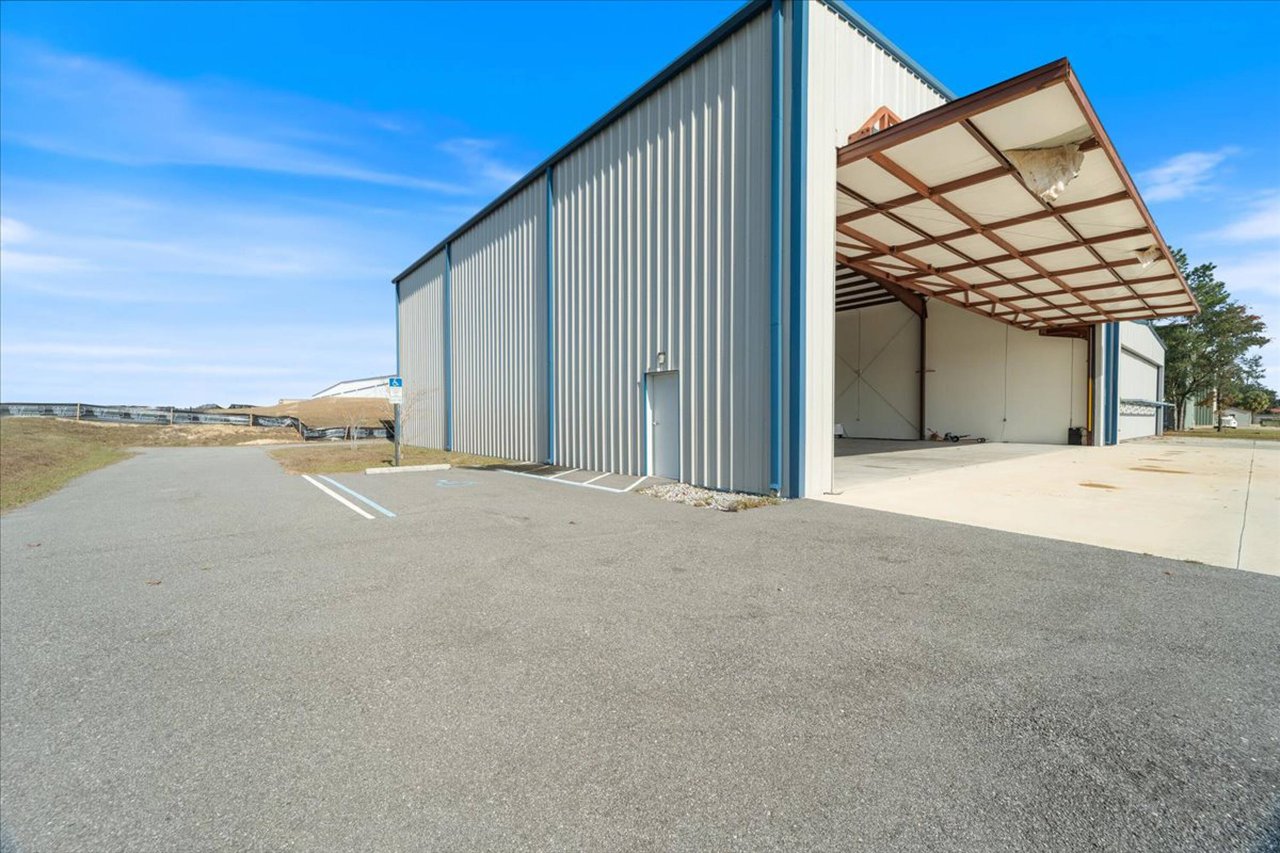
[76,403,82,421]
[169,407,174,426]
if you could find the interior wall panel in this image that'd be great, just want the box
[926,301,1087,444]
[833,303,920,439]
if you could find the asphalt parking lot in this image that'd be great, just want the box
[1,446,1278,852]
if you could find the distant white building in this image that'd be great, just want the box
[312,376,393,400]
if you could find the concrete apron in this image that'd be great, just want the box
[817,438,1280,576]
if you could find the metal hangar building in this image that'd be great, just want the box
[393,0,1194,498]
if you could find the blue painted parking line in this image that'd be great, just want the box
[316,475,397,518]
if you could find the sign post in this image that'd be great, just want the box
[388,377,404,466]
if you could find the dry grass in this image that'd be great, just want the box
[1166,428,1280,442]
[269,442,502,475]
[0,418,299,512]
[229,397,391,428]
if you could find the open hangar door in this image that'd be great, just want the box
[822,58,1198,487]
[833,266,1089,447]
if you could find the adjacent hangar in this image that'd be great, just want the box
[394,0,1196,498]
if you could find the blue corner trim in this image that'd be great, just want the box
[1110,322,1121,444]
[768,0,783,496]
[817,0,955,100]
[545,166,556,464]
[444,243,454,451]
[394,280,402,444]
[1102,322,1120,445]
[787,0,808,498]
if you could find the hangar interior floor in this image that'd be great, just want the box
[831,438,1060,491]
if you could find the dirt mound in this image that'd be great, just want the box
[231,397,391,429]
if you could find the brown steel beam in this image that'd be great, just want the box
[894,227,1152,280]
[837,251,1040,330]
[835,166,1010,223]
[957,119,1155,316]
[868,150,1117,320]
[833,180,1038,314]
[856,190,1130,253]
[836,58,1073,166]
[1061,66,1198,314]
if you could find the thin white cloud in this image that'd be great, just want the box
[0,343,177,358]
[0,216,36,245]
[1204,191,1280,243]
[0,38,522,196]
[438,138,528,188]
[1213,248,1280,298]
[1138,147,1239,202]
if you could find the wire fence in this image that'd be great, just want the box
[0,403,391,441]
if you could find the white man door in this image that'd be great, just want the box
[646,371,680,480]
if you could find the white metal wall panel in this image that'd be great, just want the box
[450,181,547,462]
[926,301,1087,444]
[397,253,447,448]
[552,12,773,493]
[833,303,920,439]
[805,3,949,494]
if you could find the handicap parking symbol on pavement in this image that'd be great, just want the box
[436,478,476,488]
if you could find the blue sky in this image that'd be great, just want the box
[1,0,1277,405]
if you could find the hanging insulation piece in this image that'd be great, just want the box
[1004,143,1085,202]
[1135,246,1162,268]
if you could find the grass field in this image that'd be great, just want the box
[269,442,501,475]
[1166,428,1280,441]
[0,418,299,512]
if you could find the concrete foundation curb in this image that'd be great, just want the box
[365,463,452,475]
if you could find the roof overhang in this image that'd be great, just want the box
[834,58,1198,330]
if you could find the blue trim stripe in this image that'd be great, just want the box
[1109,322,1121,444]
[444,243,453,451]
[394,280,402,445]
[394,0,951,284]
[316,476,397,518]
[787,0,808,499]
[768,0,783,496]
[545,167,556,465]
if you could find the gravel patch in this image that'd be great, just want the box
[638,482,780,512]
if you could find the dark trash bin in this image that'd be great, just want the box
[1068,426,1089,446]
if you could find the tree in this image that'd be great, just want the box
[1227,382,1277,416]
[1155,250,1269,430]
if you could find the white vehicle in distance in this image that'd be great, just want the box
[1220,414,1239,429]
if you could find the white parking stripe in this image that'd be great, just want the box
[500,469,630,494]
[582,473,610,485]
[622,477,648,492]
[316,475,397,517]
[301,475,375,519]
[546,468,580,480]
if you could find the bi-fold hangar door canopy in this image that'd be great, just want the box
[833,58,1199,330]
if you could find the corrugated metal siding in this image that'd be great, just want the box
[449,180,548,461]
[803,3,949,495]
[398,253,447,448]
[551,11,773,493]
